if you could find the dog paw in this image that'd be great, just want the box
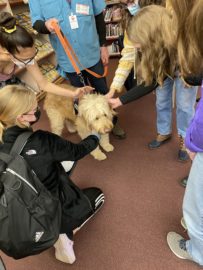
[92,151,107,160]
[102,144,114,152]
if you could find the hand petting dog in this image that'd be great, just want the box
[74,86,94,99]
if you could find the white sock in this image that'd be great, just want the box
[54,234,76,264]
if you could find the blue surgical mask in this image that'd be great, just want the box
[127,3,140,16]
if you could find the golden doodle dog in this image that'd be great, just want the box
[44,85,115,160]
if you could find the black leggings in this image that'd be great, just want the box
[59,176,94,239]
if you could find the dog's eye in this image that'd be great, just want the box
[95,117,99,120]
[104,113,107,117]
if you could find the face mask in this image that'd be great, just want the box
[12,58,35,68]
[127,3,140,16]
[30,107,41,125]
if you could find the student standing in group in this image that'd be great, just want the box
[28,0,126,139]
[107,0,165,99]
[165,0,203,265]
[108,5,198,162]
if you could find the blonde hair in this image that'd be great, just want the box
[166,0,203,76]
[177,0,203,76]
[0,85,36,142]
[139,0,165,7]
[127,5,176,85]
[166,0,193,28]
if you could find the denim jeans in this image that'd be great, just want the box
[156,77,197,138]
[66,60,108,95]
[183,152,203,265]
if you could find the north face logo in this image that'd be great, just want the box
[26,149,37,155]
[35,231,44,242]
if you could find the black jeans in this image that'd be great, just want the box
[66,60,108,95]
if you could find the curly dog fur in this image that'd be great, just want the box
[44,85,115,160]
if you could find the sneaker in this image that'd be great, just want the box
[73,187,105,234]
[167,232,193,260]
[83,187,105,210]
[54,234,76,264]
[112,122,126,139]
[178,136,189,162]
[181,217,187,230]
[180,176,188,188]
[148,134,171,149]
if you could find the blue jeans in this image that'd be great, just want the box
[156,77,197,138]
[183,152,203,265]
[66,60,108,95]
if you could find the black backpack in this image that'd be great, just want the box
[0,132,61,259]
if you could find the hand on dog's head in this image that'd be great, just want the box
[78,93,116,134]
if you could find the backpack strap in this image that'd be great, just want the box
[0,131,33,166]
[10,131,33,156]
[0,152,10,173]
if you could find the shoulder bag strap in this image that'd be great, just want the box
[10,131,33,156]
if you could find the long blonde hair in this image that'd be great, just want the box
[0,85,36,142]
[127,5,176,86]
[166,0,203,76]
[166,0,193,28]
[177,0,203,76]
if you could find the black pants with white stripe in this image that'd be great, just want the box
[59,172,105,239]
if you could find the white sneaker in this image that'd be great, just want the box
[54,234,76,264]
[167,232,193,260]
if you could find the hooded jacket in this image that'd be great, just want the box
[185,82,203,152]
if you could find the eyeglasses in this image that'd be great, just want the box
[12,48,39,66]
